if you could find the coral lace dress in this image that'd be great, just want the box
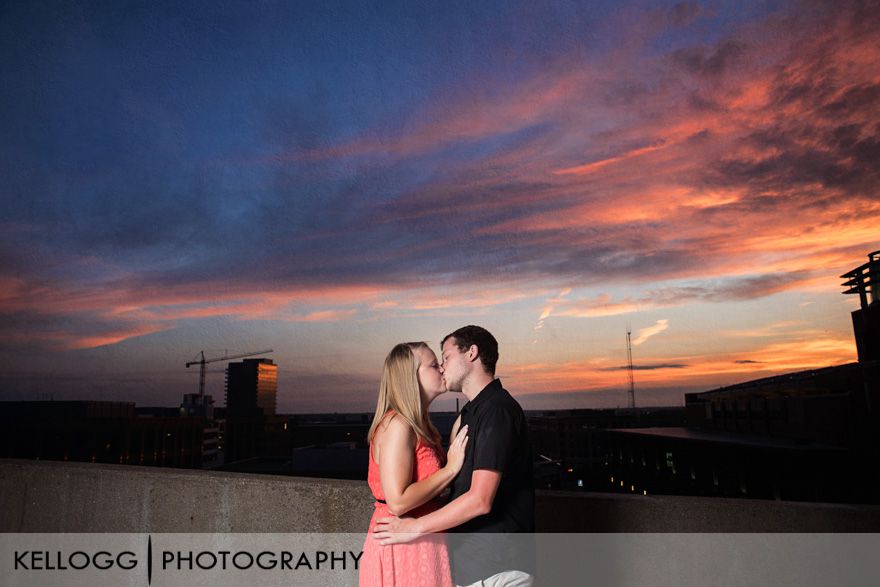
[359,431,453,587]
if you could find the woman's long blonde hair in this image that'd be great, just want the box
[368,342,441,450]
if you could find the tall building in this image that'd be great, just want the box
[223,358,278,463]
[225,358,277,417]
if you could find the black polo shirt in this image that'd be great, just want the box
[448,378,535,584]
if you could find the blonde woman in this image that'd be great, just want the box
[359,342,469,587]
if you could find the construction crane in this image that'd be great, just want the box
[186,349,274,398]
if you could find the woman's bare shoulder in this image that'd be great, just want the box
[374,412,415,458]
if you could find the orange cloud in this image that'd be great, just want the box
[291,309,358,322]
[506,334,857,396]
[556,295,644,318]
[65,324,171,350]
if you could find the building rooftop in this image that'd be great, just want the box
[607,427,847,451]
[687,360,876,401]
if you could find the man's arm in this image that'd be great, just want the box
[373,469,501,544]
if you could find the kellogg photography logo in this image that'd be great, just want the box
[4,534,364,587]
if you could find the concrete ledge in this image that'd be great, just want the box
[3,459,879,532]
[0,459,374,532]
[536,491,880,532]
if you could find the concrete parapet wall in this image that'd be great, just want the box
[536,491,880,531]
[2,459,879,532]
[1,459,374,532]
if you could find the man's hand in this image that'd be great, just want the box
[372,515,422,545]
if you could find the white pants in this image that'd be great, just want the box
[457,570,534,587]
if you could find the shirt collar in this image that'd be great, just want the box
[461,378,502,414]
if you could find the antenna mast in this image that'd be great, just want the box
[626,325,636,409]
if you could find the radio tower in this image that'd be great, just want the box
[626,325,636,409]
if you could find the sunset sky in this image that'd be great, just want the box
[1,0,878,412]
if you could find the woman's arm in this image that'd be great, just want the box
[376,416,468,517]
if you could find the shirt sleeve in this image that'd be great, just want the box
[472,406,519,472]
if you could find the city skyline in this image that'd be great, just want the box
[1,0,878,412]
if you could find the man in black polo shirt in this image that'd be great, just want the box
[374,325,535,586]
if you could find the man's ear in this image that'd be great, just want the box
[467,344,479,362]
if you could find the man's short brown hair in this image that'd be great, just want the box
[442,325,499,376]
